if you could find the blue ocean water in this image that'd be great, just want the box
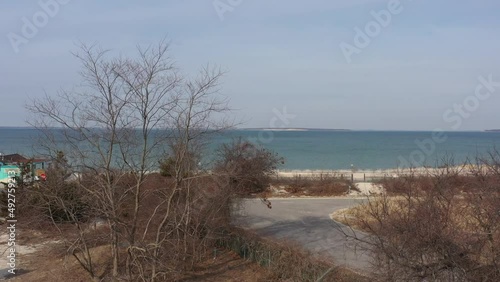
[0,128,40,156]
[1,128,500,170]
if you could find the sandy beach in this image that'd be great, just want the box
[275,165,482,180]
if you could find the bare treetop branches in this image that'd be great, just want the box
[26,40,233,281]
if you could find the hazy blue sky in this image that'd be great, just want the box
[1,0,500,130]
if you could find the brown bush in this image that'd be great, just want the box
[272,176,355,196]
[214,139,284,195]
[342,157,500,281]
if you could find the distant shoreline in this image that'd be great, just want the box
[238,128,350,132]
[0,126,499,133]
[237,128,500,132]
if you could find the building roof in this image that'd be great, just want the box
[1,154,29,163]
[0,154,48,164]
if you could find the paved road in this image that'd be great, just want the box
[232,197,372,273]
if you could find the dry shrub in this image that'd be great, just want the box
[118,174,237,280]
[214,139,284,195]
[378,173,482,195]
[272,176,354,196]
[16,142,283,281]
[15,171,235,280]
[342,157,500,281]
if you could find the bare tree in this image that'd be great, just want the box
[28,43,137,280]
[138,64,231,280]
[26,40,231,281]
[109,40,182,279]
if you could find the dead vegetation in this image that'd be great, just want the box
[268,175,356,197]
[335,154,500,281]
[7,227,273,282]
[19,40,288,281]
[19,38,340,281]
[16,169,257,281]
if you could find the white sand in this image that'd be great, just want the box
[351,182,384,195]
[275,165,477,179]
[0,233,60,279]
[0,234,37,278]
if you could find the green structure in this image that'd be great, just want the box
[0,162,20,187]
[0,154,49,186]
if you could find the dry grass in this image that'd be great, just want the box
[179,249,272,281]
[331,196,408,232]
[6,237,109,281]
[333,195,494,235]
[5,225,271,282]
[12,242,273,282]
[269,176,355,197]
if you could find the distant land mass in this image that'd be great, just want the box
[239,128,351,132]
[485,129,500,132]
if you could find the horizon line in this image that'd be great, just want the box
[1,126,499,132]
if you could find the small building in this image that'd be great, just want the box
[0,153,50,179]
[0,162,21,185]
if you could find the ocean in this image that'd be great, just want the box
[1,128,500,170]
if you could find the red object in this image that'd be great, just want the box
[40,173,47,181]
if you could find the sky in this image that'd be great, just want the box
[1,0,500,130]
